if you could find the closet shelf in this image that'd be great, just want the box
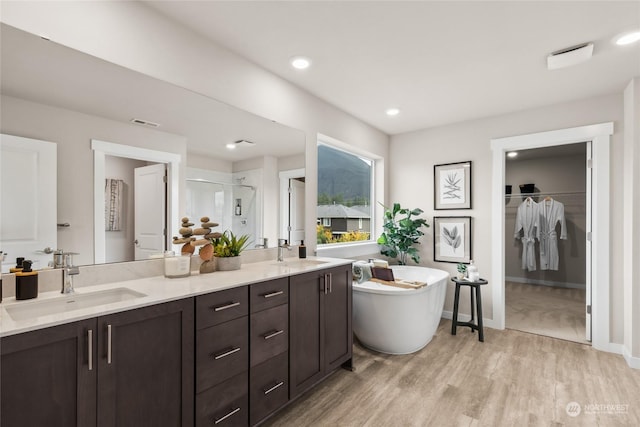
[505,191,586,198]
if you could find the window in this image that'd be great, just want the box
[317,143,373,245]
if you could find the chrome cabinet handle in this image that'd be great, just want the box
[212,302,240,312]
[329,273,333,293]
[212,347,241,360]
[88,329,93,371]
[263,381,284,395]
[107,324,112,364]
[323,274,328,295]
[263,290,283,298]
[263,330,284,340]
[214,407,240,424]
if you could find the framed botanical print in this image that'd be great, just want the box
[433,216,471,263]
[434,161,472,209]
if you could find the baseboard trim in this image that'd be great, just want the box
[505,276,585,290]
[622,345,640,369]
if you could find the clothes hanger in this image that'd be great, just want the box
[544,195,553,202]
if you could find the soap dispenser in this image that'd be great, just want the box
[9,257,24,274]
[298,240,307,259]
[15,260,38,300]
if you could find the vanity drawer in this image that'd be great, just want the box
[197,287,248,329]
[250,278,288,313]
[249,352,289,426]
[197,317,248,393]
[250,304,288,367]
[196,371,248,427]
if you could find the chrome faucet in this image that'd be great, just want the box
[61,254,79,294]
[255,237,269,249]
[277,239,291,262]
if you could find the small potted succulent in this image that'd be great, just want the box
[456,263,467,279]
[212,230,251,271]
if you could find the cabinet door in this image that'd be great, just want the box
[1,319,97,427]
[289,270,324,398]
[97,299,194,427]
[324,265,353,372]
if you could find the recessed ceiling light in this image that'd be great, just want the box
[507,151,518,158]
[616,31,640,46]
[290,56,311,70]
[385,108,400,116]
[226,143,236,150]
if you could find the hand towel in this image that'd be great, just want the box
[352,261,373,284]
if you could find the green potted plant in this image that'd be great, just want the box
[377,203,429,265]
[456,263,467,279]
[212,230,251,271]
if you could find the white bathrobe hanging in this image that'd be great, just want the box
[537,198,567,271]
[514,198,539,271]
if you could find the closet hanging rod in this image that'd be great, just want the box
[505,190,585,198]
[186,178,255,190]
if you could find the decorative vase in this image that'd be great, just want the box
[215,256,241,271]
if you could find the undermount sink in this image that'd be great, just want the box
[6,287,147,321]
[272,259,329,268]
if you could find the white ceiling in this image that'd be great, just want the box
[145,1,640,135]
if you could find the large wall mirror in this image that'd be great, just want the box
[0,23,305,270]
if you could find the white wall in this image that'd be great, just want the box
[0,95,187,266]
[505,153,587,287]
[0,1,390,253]
[391,94,624,343]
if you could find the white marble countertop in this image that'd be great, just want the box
[0,256,352,337]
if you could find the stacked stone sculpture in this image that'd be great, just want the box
[172,216,222,273]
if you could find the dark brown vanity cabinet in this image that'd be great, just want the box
[1,319,97,427]
[289,265,352,399]
[0,299,194,427]
[249,278,289,425]
[195,286,250,427]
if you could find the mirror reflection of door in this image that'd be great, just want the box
[0,134,57,272]
[104,155,166,263]
[288,178,305,245]
[134,163,166,260]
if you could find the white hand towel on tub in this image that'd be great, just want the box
[352,261,373,283]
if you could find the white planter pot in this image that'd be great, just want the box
[215,256,241,271]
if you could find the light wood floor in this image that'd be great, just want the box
[265,320,640,427]
[505,281,587,344]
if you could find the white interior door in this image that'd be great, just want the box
[134,163,166,260]
[585,141,593,341]
[288,178,305,244]
[0,134,57,272]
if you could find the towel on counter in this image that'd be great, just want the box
[105,178,124,231]
[352,261,373,283]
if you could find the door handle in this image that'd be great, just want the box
[106,324,112,364]
[88,329,93,371]
[133,239,139,246]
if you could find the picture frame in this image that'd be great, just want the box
[434,161,472,210]
[434,216,471,263]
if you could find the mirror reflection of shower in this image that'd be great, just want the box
[186,174,258,249]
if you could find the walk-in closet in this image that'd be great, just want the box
[504,143,589,344]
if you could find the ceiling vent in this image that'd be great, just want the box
[547,42,594,70]
[234,139,255,147]
[130,118,160,128]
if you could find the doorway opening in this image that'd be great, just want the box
[92,139,180,264]
[504,143,589,343]
[279,168,306,245]
[490,122,613,352]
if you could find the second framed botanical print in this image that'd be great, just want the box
[434,216,471,263]
[434,161,472,209]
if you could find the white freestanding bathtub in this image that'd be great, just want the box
[353,265,449,355]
